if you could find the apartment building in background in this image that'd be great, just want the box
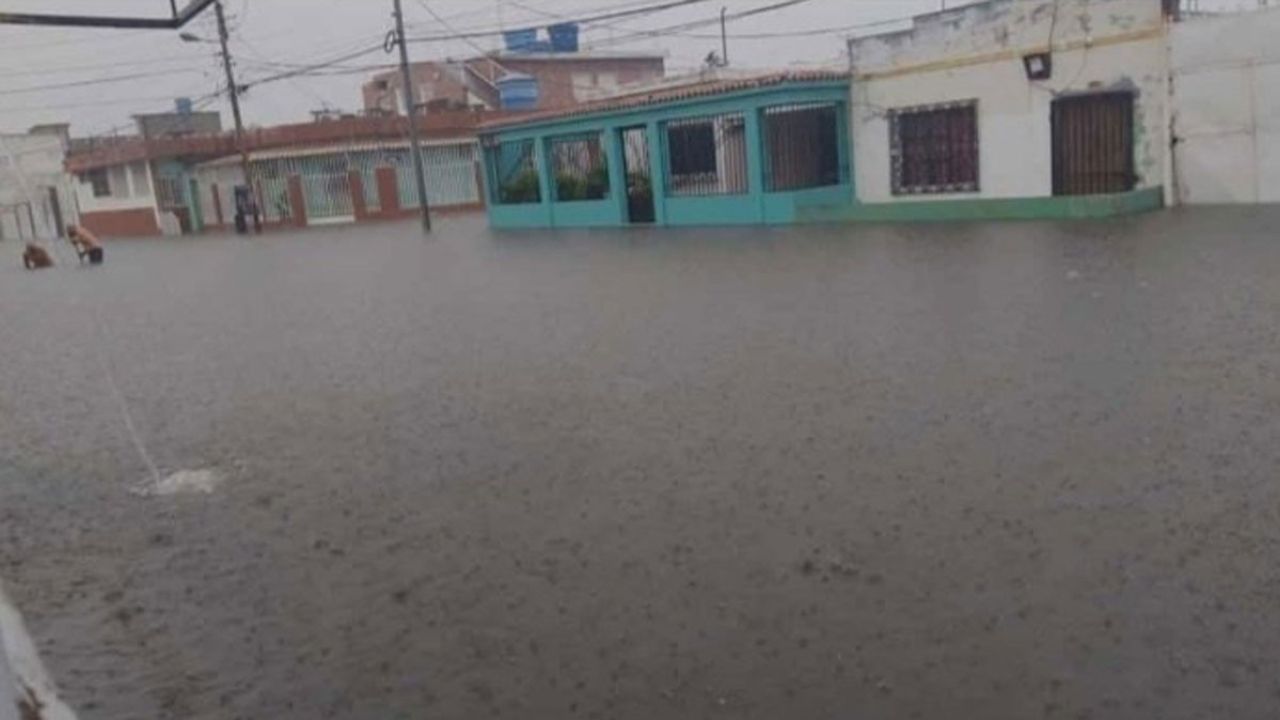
[363,20,664,114]
[363,52,666,115]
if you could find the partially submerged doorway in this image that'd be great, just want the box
[619,126,655,224]
[1052,92,1136,196]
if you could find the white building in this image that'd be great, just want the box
[1169,5,1280,204]
[0,126,76,242]
[68,152,164,237]
[846,0,1171,219]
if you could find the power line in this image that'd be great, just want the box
[415,0,500,59]
[0,67,205,97]
[404,0,713,43]
[0,54,207,79]
[237,43,387,90]
[578,0,822,50]
[228,0,712,89]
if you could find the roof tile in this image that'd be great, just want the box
[479,69,849,131]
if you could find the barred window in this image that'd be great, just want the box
[85,168,111,198]
[890,101,979,195]
[665,113,748,197]
[488,139,541,205]
[549,133,609,202]
[763,102,842,192]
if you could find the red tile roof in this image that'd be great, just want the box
[65,112,507,173]
[479,69,850,131]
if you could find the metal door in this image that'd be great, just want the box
[1052,92,1135,196]
[620,126,654,224]
[301,172,355,223]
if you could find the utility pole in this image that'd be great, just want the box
[213,0,257,232]
[720,7,729,66]
[392,0,432,232]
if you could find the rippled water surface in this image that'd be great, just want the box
[2,210,1280,719]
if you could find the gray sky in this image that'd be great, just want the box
[0,0,1258,137]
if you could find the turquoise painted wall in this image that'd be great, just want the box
[483,81,854,230]
[153,159,201,231]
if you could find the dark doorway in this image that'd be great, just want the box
[619,126,655,224]
[1052,92,1136,196]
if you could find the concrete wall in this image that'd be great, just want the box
[367,57,667,114]
[495,56,666,109]
[73,159,162,237]
[849,0,1168,204]
[0,132,75,240]
[73,159,155,216]
[1170,7,1280,204]
[363,63,473,114]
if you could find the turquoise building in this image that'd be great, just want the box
[479,71,854,229]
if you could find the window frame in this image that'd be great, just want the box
[663,112,749,198]
[761,101,845,193]
[486,138,542,206]
[547,132,611,203]
[888,100,980,196]
[85,168,111,198]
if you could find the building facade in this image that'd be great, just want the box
[65,113,488,237]
[363,53,666,114]
[134,109,223,139]
[479,71,853,229]
[1169,5,1280,204]
[191,138,483,230]
[841,0,1170,221]
[0,125,75,242]
[70,154,161,237]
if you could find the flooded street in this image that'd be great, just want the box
[2,209,1280,719]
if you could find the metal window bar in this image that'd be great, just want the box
[889,101,979,195]
[763,102,842,192]
[397,144,480,209]
[257,155,354,222]
[620,126,655,224]
[489,139,541,205]
[257,176,292,223]
[301,172,355,222]
[664,113,749,197]
[1051,92,1135,196]
[549,133,609,202]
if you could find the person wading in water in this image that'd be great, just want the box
[22,242,53,270]
[68,225,104,265]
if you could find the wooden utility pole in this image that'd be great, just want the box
[213,0,259,232]
[392,0,432,232]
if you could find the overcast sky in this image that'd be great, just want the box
[0,0,1260,137]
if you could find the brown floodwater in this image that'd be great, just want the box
[2,209,1279,719]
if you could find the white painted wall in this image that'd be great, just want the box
[0,132,76,239]
[848,0,1168,203]
[73,159,159,217]
[192,163,244,226]
[1170,7,1280,204]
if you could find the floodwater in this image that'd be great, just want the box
[2,209,1280,719]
